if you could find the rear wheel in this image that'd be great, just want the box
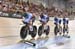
[38,25,43,37]
[45,26,50,35]
[54,26,59,36]
[59,26,62,35]
[30,26,37,38]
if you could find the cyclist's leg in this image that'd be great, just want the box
[54,25,58,36]
[63,24,65,36]
[59,25,62,35]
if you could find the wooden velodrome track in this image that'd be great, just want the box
[0,17,75,49]
[0,17,54,46]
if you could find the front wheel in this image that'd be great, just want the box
[20,26,29,39]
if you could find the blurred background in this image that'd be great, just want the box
[0,0,75,20]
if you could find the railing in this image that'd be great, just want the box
[0,11,22,19]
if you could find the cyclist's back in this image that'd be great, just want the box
[63,17,69,25]
[40,13,49,23]
[54,17,59,25]
[23,12,33,24]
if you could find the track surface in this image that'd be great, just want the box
[0,17,74,49]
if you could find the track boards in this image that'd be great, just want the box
[19,36,70,49]
[54,36,70,46]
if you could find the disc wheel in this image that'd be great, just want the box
[44,26,50,35]
[38,25,44,36]
[29,26,37,38]
[54,26,59,36]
